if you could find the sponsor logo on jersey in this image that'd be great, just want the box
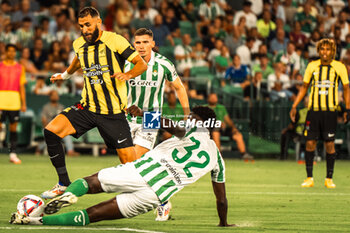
[84,63,110,78]
[128,79,158,87]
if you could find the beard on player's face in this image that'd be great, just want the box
[83,26,99,44]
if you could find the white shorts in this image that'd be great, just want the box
[98,163,160,218]
[129,121,158,150]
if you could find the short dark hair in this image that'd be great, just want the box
[192,106,216,123]
[78,6,100,19]
[134,28,153,38]
[22,16,32,22]
[5,43,17,51]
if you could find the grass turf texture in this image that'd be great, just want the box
[1,155,350,233]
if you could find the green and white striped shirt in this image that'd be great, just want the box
[132,127,225,203]
[125,51,179,124]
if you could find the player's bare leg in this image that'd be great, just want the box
[116,146,137,163]
[324,141,336,188]
[41,114,76,199]
[233,131,253,161]
[134,144,150,159]
[8,122,21,164]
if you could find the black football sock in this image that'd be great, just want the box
[9,131,17,153]
[305,150,315,177]
[44,129,71,186]
[326,153,336,179]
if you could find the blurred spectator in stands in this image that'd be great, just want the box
[40,17,56,51]
[201,25,216,51]
[257,10,276,40]
[30,38,47,70]
[283,0,297,25]
[44,41,65,73]
[32,76,50,95]
[161,90,184,141]
[49,79,69,95]
[150,14,174,47]
[0,42,5,61]
[267,62,292,101]
[208,39,224,67]
[163,8,180,38]
[20,47,39,75]
[168,0,187,20]
[198,0,225,23]
[57,18,79,41]
[134,0,159,24]
[192,41,208,68]
[51,11,68,36]
[252,54,274,81]
[294,2,317,37]
[248,27,262,54]
[114,0,132,35]
[0,19,18,45]
[320,5,337,35]
[213,17,227,41]
[233,16,248,42]
[272,0,286,23]
[224,25,243,57]
[331,10,349,42]
[37,90,79,156]
[280,97,308,160]
[223,54,250,87]
[215,45,232,77]
[233,1,257,29]
[174,34,193,78]
[327,0,346,15]
[11,0,36,28]
[207,93,254,160]
[16,17,34,49]
[332,26,346,60]
[0,0,13,19]
[158,0,168,17]
[306,29,320,59]
[183,1,198,22]
[251,0,263,15]
[289,21,307,50]
[269,28,289,55]
[288,73,304,101]
[236,37,255,66]
[130,6,152,35]
[275,42,300,79]
[244,71,262,100]
[57,0,76,22]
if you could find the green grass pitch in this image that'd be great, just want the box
[1,154,350,233]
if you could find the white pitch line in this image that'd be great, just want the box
[0,226,165,233]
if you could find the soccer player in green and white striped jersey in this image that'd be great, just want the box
[125,28,189,158]
[11,106,235,228]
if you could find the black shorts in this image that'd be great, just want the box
[303,110,337,141]
[61,103,133,149]
[0,110,20,123]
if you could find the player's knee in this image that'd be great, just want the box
[306,141,316,151]
[44,128,61,146]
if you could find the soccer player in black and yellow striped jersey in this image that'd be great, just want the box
[290,38,350,188]
[41,7,147,199]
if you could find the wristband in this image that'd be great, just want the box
[61,71,72,80]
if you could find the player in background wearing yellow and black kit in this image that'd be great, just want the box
[290,38,350,188]
[41,7,147,199]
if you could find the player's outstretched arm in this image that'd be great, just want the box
[212,181,236,227]
[112,55,147,81]
[127,105,186,138]
[343,84,350,123]
[50,55,81,83]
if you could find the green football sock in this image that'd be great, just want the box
[43,209,90,226]
[65,178,89,197]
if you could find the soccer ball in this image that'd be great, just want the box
[17,195,45,217]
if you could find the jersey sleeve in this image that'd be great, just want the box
[20,65,26,85]
[303,61,314,84]
[115,34,138,62]
[211,149,225,183]
[337,62,349,85]
[163,60,179,82]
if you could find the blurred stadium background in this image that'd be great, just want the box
[0,0,349,159]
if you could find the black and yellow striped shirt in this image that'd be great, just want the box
[304,59,349,111]
[73,31,138,114]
